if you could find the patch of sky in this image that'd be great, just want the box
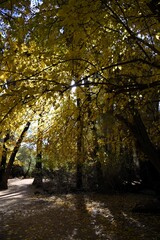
[30,0,43,13]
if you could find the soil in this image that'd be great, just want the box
[0,178,160,240]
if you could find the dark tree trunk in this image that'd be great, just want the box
[76,162,83,190]
[85,83,104,192]
[76,97,84,190]
[95,160,104,192]
[117,110,160,175]
[0,122,30,190]
[132,110,160,173]
[32,153,43,187]
[33,118,43,188]
[92,124,104,191]
[0,132,10,183]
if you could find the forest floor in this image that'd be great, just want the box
[0,178,160,240]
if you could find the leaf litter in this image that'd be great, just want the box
[0,178,160,240]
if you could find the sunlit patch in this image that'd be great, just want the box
[86,201,117,226]
[46,194,76,210]
[67,228,78,239]
[122,212,145,228]
[84,200,117,239]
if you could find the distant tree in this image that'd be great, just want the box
[17,145,36,178]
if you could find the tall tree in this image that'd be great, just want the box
[0,0,159,177]
[33,117,43,188]
[76,95,84,190]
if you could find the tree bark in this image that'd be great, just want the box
[85,83,104,192]
[117,110,160,174]
[33,119,43,188]
[132,110,160,173]
[92,124,104,191]
[0,132,10,183]
[0,122,30,190]
[76,97,84,190]
[32,153,43,188]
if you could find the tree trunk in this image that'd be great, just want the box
[76,97,84,190]
[0,132,10,183]
[96,160,104,192]
[85,83,104,191]
[76,162,83,190]
[33,119,43,188]
[32,153,43,188]
[132,110,160,173]
[117,110,160,174]
[92,124,104,191]
[0,122,30,190]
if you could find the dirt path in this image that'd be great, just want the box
[0,178,34,211]
[0,178,159,240]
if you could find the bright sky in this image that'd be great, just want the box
[30,0,43,9]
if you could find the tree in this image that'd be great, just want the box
[0,0,159,186]
[0,122,30,189]
[0,132,10,183]
[32,117,43,188]
[17,145,36,178]
[76,95,84,189]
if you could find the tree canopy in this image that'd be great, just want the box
[0,0,160,189]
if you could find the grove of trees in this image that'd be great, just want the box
[0,0,159,191]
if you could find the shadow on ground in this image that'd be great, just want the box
[0,178,160,240]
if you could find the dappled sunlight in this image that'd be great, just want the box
[0,191,26,200]
[122,212,145,228]
[0,178,35,217]
[85,200,117,239]
[86,199,117,240]
[67,228,78,240]
[0,180,159,239]
[0,179,34,201]
[86,200,117,226]
[0,0,160,239]
[8,178,34,186]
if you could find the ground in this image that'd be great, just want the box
[0,178,160,240]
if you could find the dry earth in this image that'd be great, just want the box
[0,178,160,240]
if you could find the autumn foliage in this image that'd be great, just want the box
[0,0,160,190]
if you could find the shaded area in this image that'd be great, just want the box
[0,179,160,240]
